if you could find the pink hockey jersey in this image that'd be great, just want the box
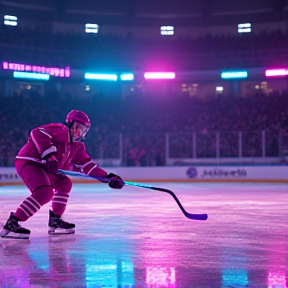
[16,123,107,179]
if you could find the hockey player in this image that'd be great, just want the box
[0,110,124,239]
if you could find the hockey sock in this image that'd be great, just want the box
[51,192,70,216]
[51,176,72,215]
[14,185,54,221]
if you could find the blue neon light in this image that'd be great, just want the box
[13,71,50,80]
[221,71,248,79]
[85,73,118,81]
[120,73,134,81]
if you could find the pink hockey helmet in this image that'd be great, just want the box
[66,110,91,141]
[66,110,91,128]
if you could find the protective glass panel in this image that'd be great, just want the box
[89,133,120,159]
[265,130,279,157]
[196,132,216,158]
[242,131,262,157]
[219,131,239,157]
[168,133,193,158]
[122,133,165,166]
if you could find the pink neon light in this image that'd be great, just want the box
[2,61,70,78]
[2,62,8,69]
[146,267,176,285]
[144,72,175,79]
[265,69,288,77]
[65,68,70,77]
[55,68,60,77]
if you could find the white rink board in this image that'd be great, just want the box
[0,166,288,185]
[106,166,288,182]
[0,167,22,184]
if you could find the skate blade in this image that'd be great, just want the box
[0,229,30,240]
[48,227,75,235]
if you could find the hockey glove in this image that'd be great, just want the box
[106,173,124,189]
[45,155,59,174]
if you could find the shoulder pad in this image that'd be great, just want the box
[41,123,67,130]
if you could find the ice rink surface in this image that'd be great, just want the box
[0,182,287,288]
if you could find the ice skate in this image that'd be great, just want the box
[48,210,75,235]
[0,212,30,239]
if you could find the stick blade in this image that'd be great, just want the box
[187,213,208,221]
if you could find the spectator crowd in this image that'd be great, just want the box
[1,89,288,166]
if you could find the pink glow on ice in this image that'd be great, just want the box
[146,267,176,286]
[2,61,70,78]
[267,272,286,287]
[144,72,175,79]
[265,69,288,77]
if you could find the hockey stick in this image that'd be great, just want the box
[58,169,208,221]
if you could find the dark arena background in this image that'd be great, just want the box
[0,0,288,287]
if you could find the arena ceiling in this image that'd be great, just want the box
[0,0,287,26]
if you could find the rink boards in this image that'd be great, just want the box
[0,165,288,185]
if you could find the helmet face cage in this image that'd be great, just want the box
[69,122,89,141]
[66,110,91,141]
